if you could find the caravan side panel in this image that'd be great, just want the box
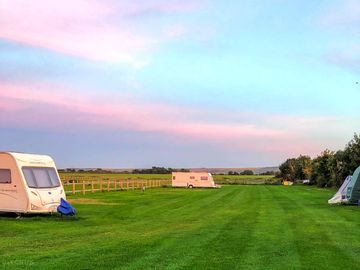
[0,153,28,212]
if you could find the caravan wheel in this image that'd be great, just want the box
[188,185,193,189]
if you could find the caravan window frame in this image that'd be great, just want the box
[22,167,61,189]
[0,169,11,184]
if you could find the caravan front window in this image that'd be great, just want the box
[22,167,60,188]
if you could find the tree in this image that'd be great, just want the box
[279,158,297,180]
[240,170,254,175]
[310,150,334,187]
[294,155,312,180]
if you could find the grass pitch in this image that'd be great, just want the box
[1,186,359,269]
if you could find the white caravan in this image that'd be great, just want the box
[172,172,219,188]
[0,152,66,214]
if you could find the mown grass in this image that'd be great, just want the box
[213,174,278,185]
[1,186,359,269]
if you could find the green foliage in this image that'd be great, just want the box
[240,170,254,175]
[228,170,254,175]
[133,167,190,174]
[310,150,334,187]
[260,171,276,175]
[280,133,360,187]
[59,167,190,174]
[279,156,311,181]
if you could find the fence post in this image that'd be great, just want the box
[72,180,76,194]
[91,180,94,193]
[82,180,85,195]
[100,178,103,192]
[107,179,110,192]
[127,180,129,190]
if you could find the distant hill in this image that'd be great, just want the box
[60,166,279,174]
[189,167,279,174]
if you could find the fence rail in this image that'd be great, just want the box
[60,175,171,195]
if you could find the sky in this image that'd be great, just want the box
[0,0,359,168]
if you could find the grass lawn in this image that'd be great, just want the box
[1,186,360,269]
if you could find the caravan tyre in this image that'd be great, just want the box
[188,185,193,189]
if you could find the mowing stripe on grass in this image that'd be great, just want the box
[1,186,360,270]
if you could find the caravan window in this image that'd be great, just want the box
[22,167,60,188]
[200,176,208,180]
[0,169,11,184]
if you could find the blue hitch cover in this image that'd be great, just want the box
[57,198,76,216]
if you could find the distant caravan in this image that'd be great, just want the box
[329,166,360,204]
[172,172,220,188]
[0,152,67,214]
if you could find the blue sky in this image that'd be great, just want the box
[0,0,359,168]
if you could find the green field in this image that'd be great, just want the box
[1,186,360,269]
[59,173,276,185]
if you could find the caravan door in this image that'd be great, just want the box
[0,168,27,212]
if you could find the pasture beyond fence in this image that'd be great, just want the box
[59,173,280,195]
[60,175,172,195]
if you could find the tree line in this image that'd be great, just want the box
[59,167,190,174]
[228,170,255,175]
[279,133,360,187]
[132,167,190,174]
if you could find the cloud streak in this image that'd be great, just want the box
[0,80,334,158]
[0,0,200,66]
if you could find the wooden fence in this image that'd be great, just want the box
[60,175,172,195]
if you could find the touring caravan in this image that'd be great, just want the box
[329,166,360,204]
[0,152,66,214]
[172,172,219,188]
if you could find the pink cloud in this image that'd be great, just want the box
[1,80,339,159]
[0,0,201,66]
